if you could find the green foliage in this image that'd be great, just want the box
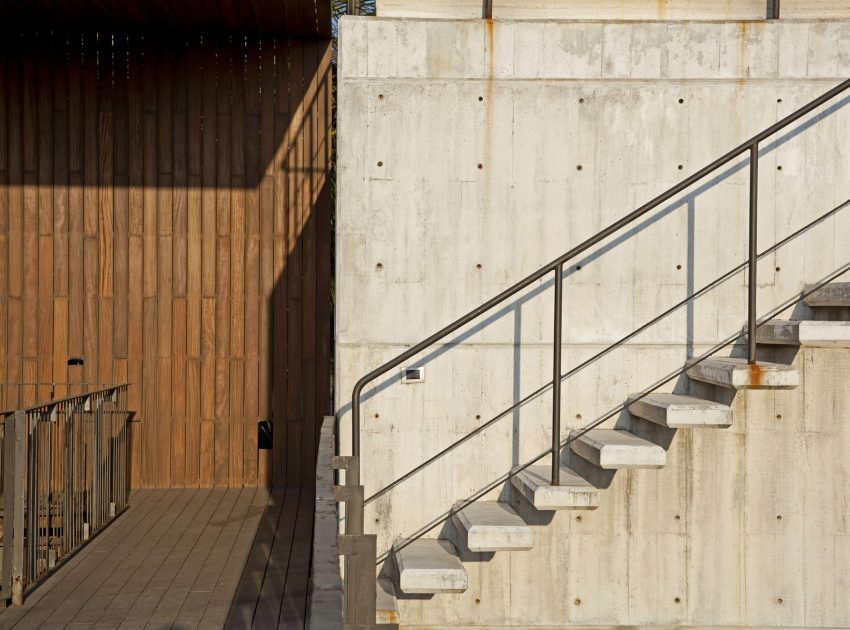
[328,1,375,392]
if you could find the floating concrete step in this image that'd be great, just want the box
[452,501,533,552]
[569,429,666,469]
[393,539,467,594]
[511,464,599,510]
[628,393,732,428]
[686,357,799,390]
[377,578,399,625]
[804,282,850,307]
[756,319,850,348]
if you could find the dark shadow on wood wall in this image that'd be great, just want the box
[0,31,333,489]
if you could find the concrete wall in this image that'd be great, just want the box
[376,0,850,20]
[336,16,850,627]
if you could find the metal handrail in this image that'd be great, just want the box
[348,77,850,507]
[364,197,850,506]
[380,262,850,563]
[15,384,127,413]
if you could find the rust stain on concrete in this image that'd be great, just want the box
[739,21,748,79]
[748,362,764,388]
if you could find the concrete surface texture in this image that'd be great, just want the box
[686,357,800,389]
[627,392,733,427]
[511,464,600,510]
[376,0,850,19]
[452,501,534,551]
[757,318,850,346]
[336,15,850,627]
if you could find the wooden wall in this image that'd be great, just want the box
[0,32,333,488]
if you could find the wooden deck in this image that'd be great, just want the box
[0,487,316,629]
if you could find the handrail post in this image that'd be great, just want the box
[748,143,759,364]
[770,0,781,19]
[348,0,360,15]
[483,0,493,19]
[551,263,563,485]
[4,411,26,606]
[350,387,363,535]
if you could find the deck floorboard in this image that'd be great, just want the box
[0,487,315,630]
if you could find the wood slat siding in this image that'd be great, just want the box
[0,32,333,489]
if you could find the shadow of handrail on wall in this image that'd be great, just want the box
[338,91,850,507]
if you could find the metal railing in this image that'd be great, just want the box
[0,382,112,412]
[351,0,781,19]
[335,78,850,626]
[0,384,129,606]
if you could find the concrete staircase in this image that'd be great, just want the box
[384,282,850,616]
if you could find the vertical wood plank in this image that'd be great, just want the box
[143,297,158,485]
[51,36,69,398]
[285,41,305,486]
[53,295,68,398]
[172,297,187,487]
[81,34,99,389]
[22,42,39,387]
[186,358,201,487]
[142,40,159,486]
[67,36,84,388]
[257,40,276,488]
[53,35,69,299]
[36,35,54,403]
[96,32,114,391]
[200,296,216,485]
[37,42,54,392]
[201,38,217,299]
[173,42,188,299]
[113,34,130,360]
[214,39,233,487]
[200,420,214,488]
[186,41,203,490]
[230,40,246,485]
[6,41,23,408]
[157,41,174,488]
[243,39,261,486]
[272,39,290,487]
[127,36,144,449]
[170,38,190,490]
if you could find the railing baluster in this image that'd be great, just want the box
[552,263,563,485]
[748,142,759,364]
[0,385,128,606]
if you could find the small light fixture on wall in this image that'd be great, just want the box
[401,367,425,384]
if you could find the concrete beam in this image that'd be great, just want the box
[628,393,733,428]
[686,357,799,390]
[393,539,468,594]
[452,501,533,552]
[757,319,850,347]
[569,429,667,469]
[511,464,599,510]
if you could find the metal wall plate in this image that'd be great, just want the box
[401,367,425,384]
